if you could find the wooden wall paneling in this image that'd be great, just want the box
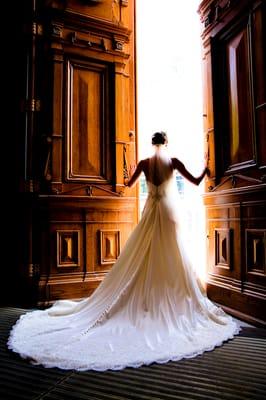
[43,0,135,196]
[36,196,136,305]
[202,35,217,191]
[205,0,266,183]
[85,204,134,274]
[225,23,255,169]
[242,200,266,287]
[66,0,120,22]
[48,216,85,302]
[7,0,137,306]
[115,61,130,194]
[210,15,256,176]
[204,190,266,325]
[99,229,121,266]
[200,0,266,329]
[66,58,113,182]
[246,229,266,276]
[214,228,233,270]
[256,106,266,169]
[252,4,266,107]
[207,204,241,284]
[252,3,266,167]
[204,186,266,325]
[50,40,64,193]
[51,223,84,271]
[57,230,80,268]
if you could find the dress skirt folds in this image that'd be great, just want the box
[8,154,240,371]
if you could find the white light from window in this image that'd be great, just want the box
[136,0,207,282]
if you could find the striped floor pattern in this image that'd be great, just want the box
[0,307,265,400]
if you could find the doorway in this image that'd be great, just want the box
[136,0,206,280]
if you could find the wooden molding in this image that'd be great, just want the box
[47,7,131,40]
[207,273,242,291]
[214,302,266,328]
[215,228,233,270]
[99,229,121,265]
[66,58,113,183]
[246,229,266,276]
[203,183,266,201]
[121,0,128,6]
[69,31,107,50]
[207,174,263,192]
[57,230,80,267]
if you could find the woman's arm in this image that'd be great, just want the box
[125,160,144,187]
[172,158,208,186]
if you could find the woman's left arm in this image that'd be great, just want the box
[172,158,208,186]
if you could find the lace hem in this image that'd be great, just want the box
[8,322,241,371]
[7,310,241,372]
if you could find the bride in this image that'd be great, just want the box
[8,131,240,371]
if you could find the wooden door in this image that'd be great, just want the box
[7,0,137,306]
[199,0,266,326]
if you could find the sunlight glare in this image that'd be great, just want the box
[136,0,207,282]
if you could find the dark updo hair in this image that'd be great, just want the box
[151,131,168,145]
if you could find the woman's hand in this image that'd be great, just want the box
[205,166,210,177]
[194,166,209,185]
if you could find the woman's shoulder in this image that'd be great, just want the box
[138,158,149,166]
[171,157,184,168]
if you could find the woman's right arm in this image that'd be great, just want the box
[125,160,145,187]
[172,158,208,186]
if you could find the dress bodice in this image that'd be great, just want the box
[146,176,175,202]
[147,182,166,201]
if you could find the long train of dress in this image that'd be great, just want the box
[8,174,240,371]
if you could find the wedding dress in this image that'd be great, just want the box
[8,146,240,371]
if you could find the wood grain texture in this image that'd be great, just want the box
[3,0,137,307]
[200,0,266,324]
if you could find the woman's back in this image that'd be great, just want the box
[140,147,175,187]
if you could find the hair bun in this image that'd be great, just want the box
[152,131,168,145]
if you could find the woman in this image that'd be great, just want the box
[125,132,208,188]
[8,132,239,371]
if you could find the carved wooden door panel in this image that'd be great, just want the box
[12,0,137,305]
[199,0,266,325]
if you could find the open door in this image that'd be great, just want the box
[10,0,137,305]
[199,0,266,326]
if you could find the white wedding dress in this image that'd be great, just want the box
[8,147,240,371]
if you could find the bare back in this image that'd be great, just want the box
[127,148,206,188]
[142,157,174,187]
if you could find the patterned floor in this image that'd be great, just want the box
[0,307,265,400]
